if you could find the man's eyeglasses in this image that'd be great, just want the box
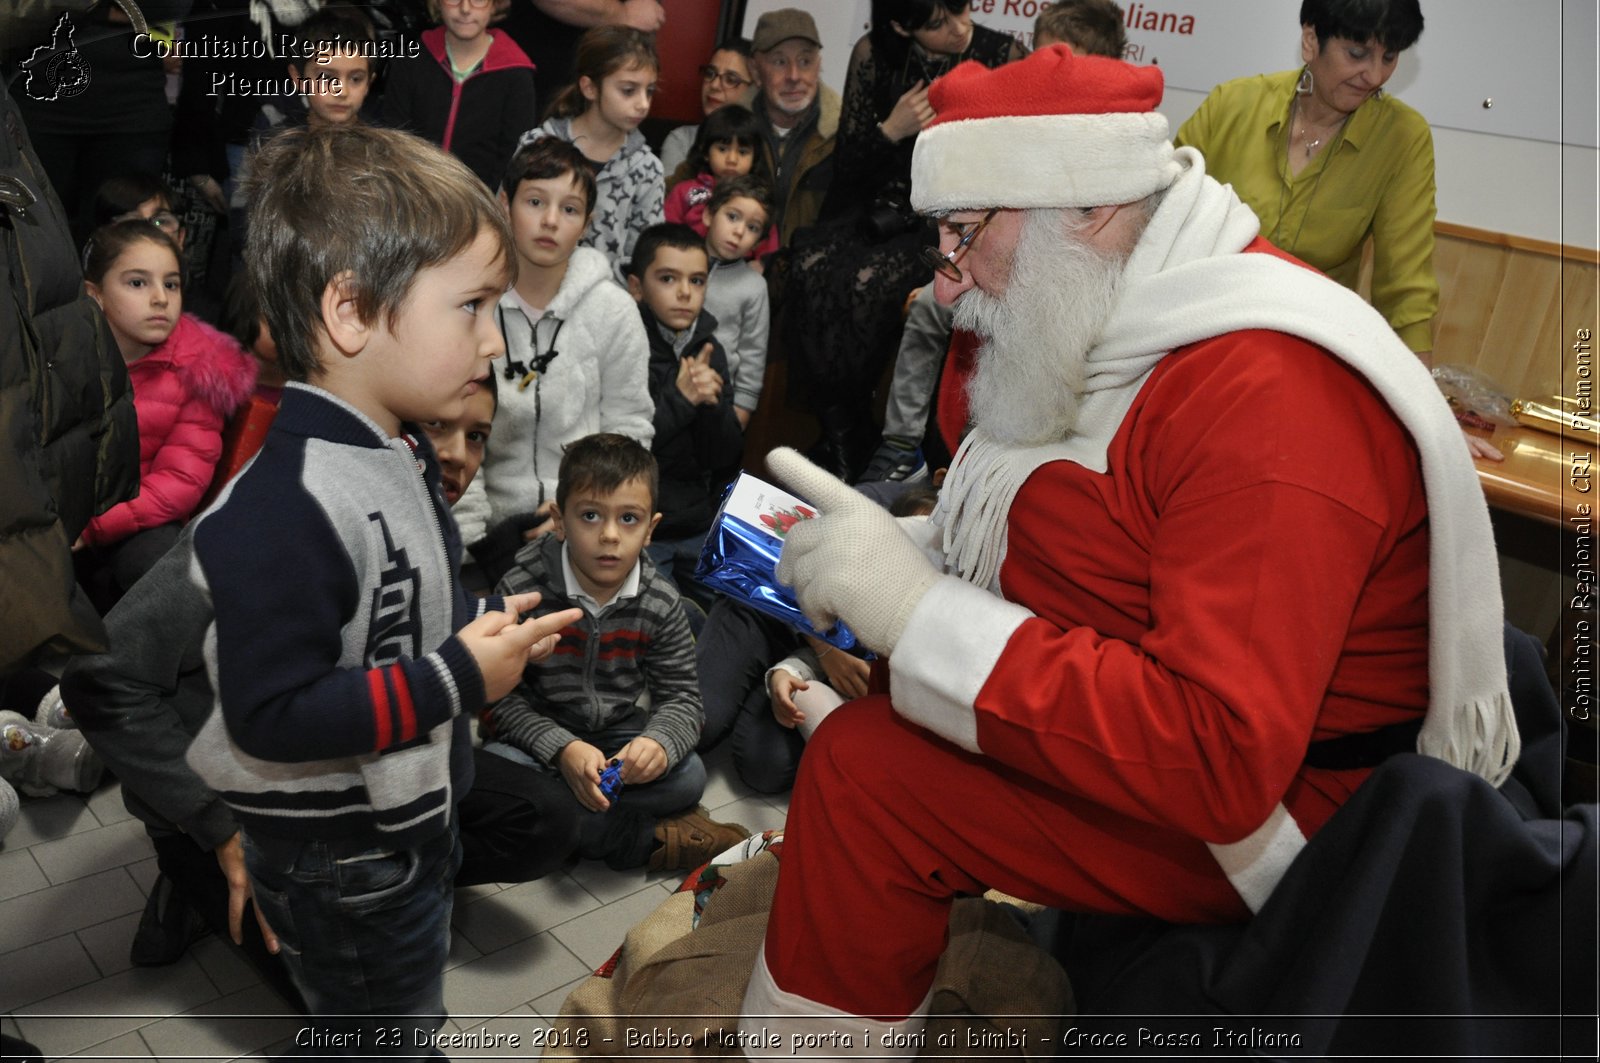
[700,65,752,91]
[114,209,182,233]
[442,0,491,8]
[922,209,998,283]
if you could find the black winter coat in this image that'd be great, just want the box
[0,94,137,672]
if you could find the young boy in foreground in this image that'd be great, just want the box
[185,125,581,1053]
[484,433,749,872]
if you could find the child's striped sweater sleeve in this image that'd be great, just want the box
[636,576,702,767]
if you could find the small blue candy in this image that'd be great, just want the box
[598,760,624,800]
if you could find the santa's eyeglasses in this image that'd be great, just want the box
[922,209,998,283]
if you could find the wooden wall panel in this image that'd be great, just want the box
[1430,229,1596,401]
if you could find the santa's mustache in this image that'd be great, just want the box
[953,212,1127,447]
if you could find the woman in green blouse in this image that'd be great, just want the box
[1176,0,1437,361]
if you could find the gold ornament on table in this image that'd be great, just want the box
[1510,396,1600,447]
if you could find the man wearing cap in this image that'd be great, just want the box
[748,8,841,246]
[739,47,1518,1052]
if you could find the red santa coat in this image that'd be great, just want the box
[894,324,1430,894]
[761,326,1432,1018]
[83,314,256,547]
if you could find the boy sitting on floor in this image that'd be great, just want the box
[484,433,749,872]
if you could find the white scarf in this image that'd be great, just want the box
[934,148,1518,787]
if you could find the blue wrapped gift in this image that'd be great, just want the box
[693,473,863,653]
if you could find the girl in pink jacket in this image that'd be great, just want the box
[79,220,256,600]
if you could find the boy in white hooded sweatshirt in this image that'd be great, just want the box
[456,138,654,583]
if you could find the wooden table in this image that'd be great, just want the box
[1469,423,1591,527]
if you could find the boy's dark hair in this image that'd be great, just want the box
[244,124,513,382]
[501,136,599,215]
[287,5,377,72]
[684,104,769,181]
[626,222,708,279]
[706,175,775,238]
[1035,0,1127,58]
[889,486,939,518]
[82,219,182,286]
[547,25,659,121]
[220,272,264,351]
[556,432,659,511]
[90,172,176,231]
[1300,0,1423,52]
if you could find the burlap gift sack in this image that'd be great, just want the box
[550,842,1072,1058]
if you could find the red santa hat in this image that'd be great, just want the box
[911,45,1182,213]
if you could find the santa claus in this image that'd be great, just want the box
[739,45,1518,1055]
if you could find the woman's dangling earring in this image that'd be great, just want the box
[1295,67,1313,96]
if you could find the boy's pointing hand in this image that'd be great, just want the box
[463,594,584,701]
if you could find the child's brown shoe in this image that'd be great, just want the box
[648,807,751,872]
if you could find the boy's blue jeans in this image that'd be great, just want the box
[241,825,460,1059]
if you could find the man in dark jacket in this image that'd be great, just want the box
[0,83,137,677]
[747,8,839,247]
[6,0,194,241]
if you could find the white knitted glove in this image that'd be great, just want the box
[768,448,941,657]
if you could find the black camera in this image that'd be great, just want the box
[859,194,922,242]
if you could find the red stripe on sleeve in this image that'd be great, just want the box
[368,668,392,749]
[392,665,419,743]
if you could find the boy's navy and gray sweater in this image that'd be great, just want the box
[641,304,745,540]
[185,384,502,850]
[486,534,701,768]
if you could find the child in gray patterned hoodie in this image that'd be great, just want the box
[518,26,665,283]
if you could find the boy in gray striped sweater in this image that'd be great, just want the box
[484,434,749,871]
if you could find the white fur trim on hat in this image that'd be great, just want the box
[911,112,1181,212]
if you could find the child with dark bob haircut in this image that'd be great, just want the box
[186,124,582,1051]
[664,104,779,265]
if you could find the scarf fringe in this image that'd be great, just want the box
[936,433,1072,591]
[1421,691,1519,789]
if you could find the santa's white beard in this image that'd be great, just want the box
[951,211,1128,447]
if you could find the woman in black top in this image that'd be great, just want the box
[782,0,1019,480]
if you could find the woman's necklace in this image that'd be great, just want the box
[1290,96,1349,163]
[903,39,961,88]
[1271,94,1352,254]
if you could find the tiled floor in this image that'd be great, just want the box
[1,745,789,1061]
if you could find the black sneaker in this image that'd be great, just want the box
[860,441,928,484]
[130,874,207,966]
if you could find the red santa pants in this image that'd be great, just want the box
[763,696,1252,1019]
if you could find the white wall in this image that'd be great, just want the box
[742,0,1599,248]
